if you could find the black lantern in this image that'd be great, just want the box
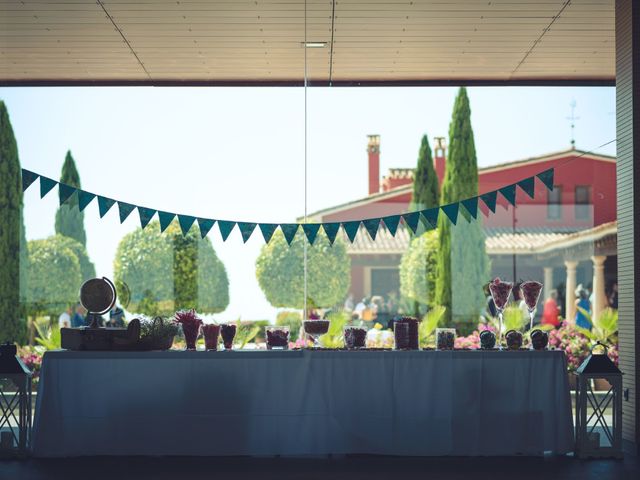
[574,343,622,459]
[0,342,32,458]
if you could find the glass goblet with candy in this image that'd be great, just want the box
[488,278,513,350]
[520,280,543,347]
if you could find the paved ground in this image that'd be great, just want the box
[0,455,638,480]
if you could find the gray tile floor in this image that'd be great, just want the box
[1,455,638,480]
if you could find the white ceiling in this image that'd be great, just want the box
[0,0,615,85]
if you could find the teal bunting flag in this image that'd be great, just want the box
[58,183,76,205]
[218,220,236,241]
[20,166,557,245]
[302,223,321,244]
[39,176,57,198]
[118,202,136,223]
[78,191,96,211]
[421,208,439,228]
[480,191,497,213]
[517,176,536,199]
[499,184,517,206]
[342,221,360,243]
[441,203,459,225]
[461,197,478,219]
[382,215,401,236]
[322,222,341,245]
[238,222,257,243]
[537,168,554,191]
[158,211,176,232]
[403,212,421,234]
[197,218,216,239]
[138,207,156,229]
[21,169,38,191]
[280,224,299,245]
[259,223,278,244]
[362,218,380,240]
[97,196,116,218]
[178,215,196,236]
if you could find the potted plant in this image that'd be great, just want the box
[139,316,179,350]
[576,307,619,390]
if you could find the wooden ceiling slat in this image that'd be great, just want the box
[0,0,615,85]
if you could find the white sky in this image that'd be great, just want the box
[0,86,616,321]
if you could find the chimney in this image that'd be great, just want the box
[367,134,380,195]
[434,136,446,185]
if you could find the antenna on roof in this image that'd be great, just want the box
[566,100,579,149]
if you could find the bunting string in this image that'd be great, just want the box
[21,166,556,246]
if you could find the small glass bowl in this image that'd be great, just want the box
[436,328,456,350]
[344,326,367,349]
[265,325,290,350]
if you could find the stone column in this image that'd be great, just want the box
[564,260,578,322]
[591,255,607,322]
[543,267,553,301]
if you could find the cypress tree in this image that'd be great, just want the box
[408,135,439,316]
[435,88,489,328]
[55,151,87,246]
[410,134,439,211]
[0,100,27,343]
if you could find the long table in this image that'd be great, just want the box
[32,349,574,457]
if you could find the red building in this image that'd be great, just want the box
[306,135,617,313]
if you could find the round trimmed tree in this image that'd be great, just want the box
[256,229,350,310]
[52,234,96,281]
[399,229,439,311]
[113,221,229,316]
[26,237,82,332]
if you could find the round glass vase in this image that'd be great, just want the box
[303,320,330,348]
[265,325,290,350]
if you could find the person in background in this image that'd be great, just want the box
[58,305,72,328]
[574,284,592,329]
[542,290,560,327]
[608,282,618,310]
[371,296,389,325]
[344,293,355,312]
[71,303,86,328]
[354,297,367,319]
[106,306,126,328]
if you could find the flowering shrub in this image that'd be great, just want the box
[607,342,619,367]
[289,337,312,349]
[17,346,43,387]
[548,321,591,371]
[454,322,496,349]
[454,331,479,349]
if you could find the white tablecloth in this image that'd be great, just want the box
[32,349,574,457]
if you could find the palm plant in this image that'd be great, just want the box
[234,319,261,349]
[34,319,62,351]
[319,311,350,348]
[576,307,618,346]
[419,305,446,348]
[487,305,526,333]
